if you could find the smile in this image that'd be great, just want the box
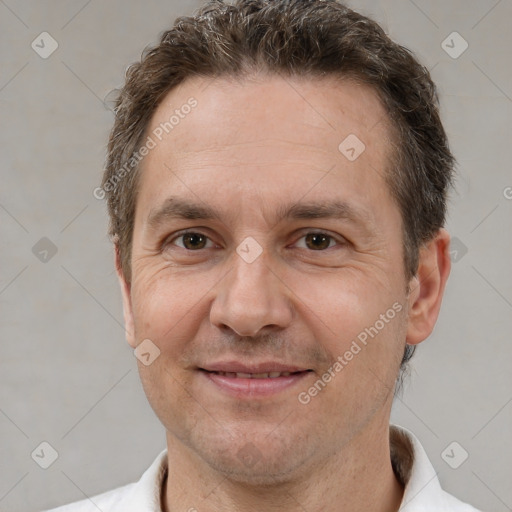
[199,367,313,398]
[206,370,299,378]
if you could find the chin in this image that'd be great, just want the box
[207,452,309,487]
[192,427,317,486]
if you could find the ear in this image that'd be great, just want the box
[115,245,137,348]
[405,228,451,345]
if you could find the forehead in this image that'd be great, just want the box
[136,74,395,219]
[147,73,391,150]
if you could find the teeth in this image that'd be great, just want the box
[213,371,295,378]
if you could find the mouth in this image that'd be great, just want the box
[198,364,313,398]
[202,370,307,378]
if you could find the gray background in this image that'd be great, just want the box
[0,1,511,511]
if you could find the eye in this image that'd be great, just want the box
[293,231,343,251]
[168,231,215,251]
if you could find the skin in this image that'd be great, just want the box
[115,74,451,512]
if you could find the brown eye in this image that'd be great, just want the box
[172,232,212,250]
[303,232,335,250]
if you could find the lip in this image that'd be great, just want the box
[200,361,310,374]
[198,361,312,399]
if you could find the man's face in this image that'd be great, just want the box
[121,75,413,483]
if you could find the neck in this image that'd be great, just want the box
[162,414,404,512]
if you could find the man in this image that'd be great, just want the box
[46,0,482,510]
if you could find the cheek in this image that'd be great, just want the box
[129,266,215,350]
[297,270,407,392]
[299,269,401,346]
[136,361,198,437]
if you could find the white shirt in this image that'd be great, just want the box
[43,425,482,512]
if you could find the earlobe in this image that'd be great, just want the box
[405,229,451,345]
[114,245,137,348]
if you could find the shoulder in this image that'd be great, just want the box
[441,490,483,512]
[42,483,135,512]
[390,424,484,512]
[41,449,168,512]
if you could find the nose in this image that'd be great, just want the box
[209,247,294,337]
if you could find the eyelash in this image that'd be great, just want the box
[164,229,345,252]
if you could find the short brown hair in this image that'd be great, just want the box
[102,0,455,387]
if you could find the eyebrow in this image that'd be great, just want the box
[146,196,371,231]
